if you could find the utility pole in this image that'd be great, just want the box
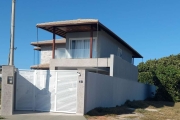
[9,0,16,65]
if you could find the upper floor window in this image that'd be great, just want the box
[117,48,122,57]
[69,38,97,58]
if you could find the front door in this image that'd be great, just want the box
[55,71,78,113]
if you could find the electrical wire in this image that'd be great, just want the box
[96,22,99,73]
[37,27,39,69]
[33,49,35,67]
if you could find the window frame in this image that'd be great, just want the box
[69,37,97,58]
[69,37,97,50]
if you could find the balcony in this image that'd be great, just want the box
[55,48,97,59]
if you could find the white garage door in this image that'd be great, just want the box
[15,70,78,113]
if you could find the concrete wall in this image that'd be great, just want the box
[110,55,138,81]
[1,66,15,115]
[40,44,65,64]
[85,72,156,113]
[41,46,52,64]
[50,58,110,70]
[76,69,87,115]
[50,54,138,81]
[99,30,133,63]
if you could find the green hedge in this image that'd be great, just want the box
[138,54,180,102]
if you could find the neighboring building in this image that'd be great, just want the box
[13,19,155,115]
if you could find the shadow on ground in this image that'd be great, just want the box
[86,100,175,116]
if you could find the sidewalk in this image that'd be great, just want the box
[1,111,87,120]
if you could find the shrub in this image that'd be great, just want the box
[138,54,180,102]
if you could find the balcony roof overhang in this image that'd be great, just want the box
[31,38,66,47]
[36,19,143,58]
[36,19,98,38]
[31,63,49,70]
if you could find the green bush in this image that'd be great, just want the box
[138,54,180,102]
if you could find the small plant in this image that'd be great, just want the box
[0,116,5,119]
[125,99,131,105]
[176,110,180,113]
[135,108,147,113]
[123,116,138,119]
[95,107,104,112]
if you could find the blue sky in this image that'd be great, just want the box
[0,0,180,69]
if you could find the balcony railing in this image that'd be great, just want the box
[55,48,97,59]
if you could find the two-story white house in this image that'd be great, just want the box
[31,19,142,78]
[14,19,155,115]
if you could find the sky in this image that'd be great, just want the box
[0,0,180,69]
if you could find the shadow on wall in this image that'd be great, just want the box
[15,70,51,113]
[153,75,176,102]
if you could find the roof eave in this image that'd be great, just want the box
[36,20,99,28]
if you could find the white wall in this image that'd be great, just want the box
[85,72,156,113]
[50,58,110,70]
[110,55,138,81]
[66,31,133,63]
[99,30,133,63]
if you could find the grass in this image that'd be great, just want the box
[135,109,147,113]
[85,101,180,120]
[0,116,5,119]
[138,102,180,120]
[123,116,138,119]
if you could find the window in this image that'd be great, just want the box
[117,48,122,57]
[69,38,97,58]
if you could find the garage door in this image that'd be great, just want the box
[15,70,78,113]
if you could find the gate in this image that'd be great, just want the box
[56,71,78,113]
[15,69,78,113]
[16,70,34,110]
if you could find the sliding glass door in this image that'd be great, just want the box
[69,38,96,58]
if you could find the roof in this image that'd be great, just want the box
[34,47,41,51]
[31,38,66,46]
[37,19,98,28]
[31,63,49,69]
[36,19,143,58]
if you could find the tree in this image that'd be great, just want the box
[138,54,180,102]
